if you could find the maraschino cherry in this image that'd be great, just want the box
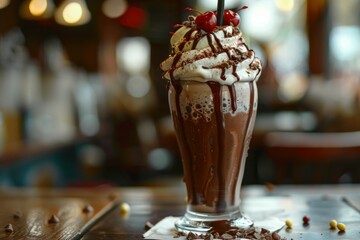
[195,11,217,32]
[223,10,240,26]
[186,8,217,32]
[223,6,248,27]
[185,6,248,31]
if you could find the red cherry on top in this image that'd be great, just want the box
[223,10,240,27]
[222,6,248,27]
[195,11,217,32]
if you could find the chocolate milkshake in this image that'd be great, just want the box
[160,8,262,234]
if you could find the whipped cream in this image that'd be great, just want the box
[160,21,262,85]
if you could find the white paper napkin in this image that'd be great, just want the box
[143,215,285,239]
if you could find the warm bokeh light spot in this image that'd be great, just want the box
[0,0,10,9]
[118,6,146,29]
[276,0,295,12]
[29,0,47,16]
[102,0,128,18]
[62,2,83,24]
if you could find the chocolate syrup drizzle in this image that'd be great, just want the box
[170,73,198,203]
[207,82,226,210]
[169,26,258,211]
[229,81,255,205]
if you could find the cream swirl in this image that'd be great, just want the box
[160,22,262,85]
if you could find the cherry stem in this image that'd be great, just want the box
[173,24,182,29]
[217,0,225,26]
[235,6,248,12]
[185,7,202,15]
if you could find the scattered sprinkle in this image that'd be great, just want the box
[120,202,131,216]
[302,215,310,225]
[285,219,293,228]
[265,182,275,191]
[337,222,346,232]
[329,219,337,229]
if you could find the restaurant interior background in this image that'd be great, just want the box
[0,0,359,188]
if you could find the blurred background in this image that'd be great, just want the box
[0,0,359,188]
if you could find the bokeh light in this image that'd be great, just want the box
[102,0,128,19]
[275,0,295,12]
[0,0,10,9]
[126,75,151,98]
[55,0,91,26]
[148,148,173,170]
[62,2,82,24]
[330,26,360,62]
[117,37,150,74]
[29,0,47,16]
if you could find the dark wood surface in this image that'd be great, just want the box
[0,184,359,239]
[0,188,117,239]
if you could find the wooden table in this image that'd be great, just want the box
[0,184,359,239]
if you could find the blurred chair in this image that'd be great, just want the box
[264,131,360,184]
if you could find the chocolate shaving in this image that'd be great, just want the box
[48,214,60,224]
[221,233,233,239]
[13,210,23,219]
[272,231,281,240]
[178,227,287,240]
[4,224,13,233]
[144,221,154,231]
[108,192,119,201]
[82,204,94,214]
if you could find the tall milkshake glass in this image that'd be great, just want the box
[160,7,262,234]
[169,79,257,233]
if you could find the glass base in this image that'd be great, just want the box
[175,210,253,234]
